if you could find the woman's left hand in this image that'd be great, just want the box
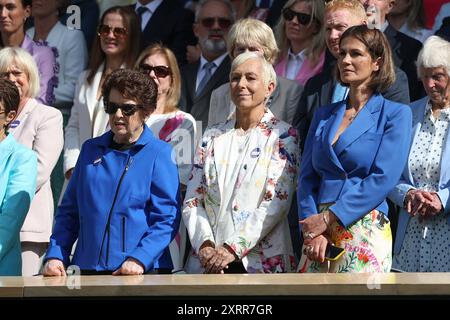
[204,246,236,274]
[112,258,145,275]
[300,211,334,240]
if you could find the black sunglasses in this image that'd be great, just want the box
[283,8,313,25]
[139,64,171,78]
[98,24,128,38]
[200,17,232,29]
[104,102,143,116]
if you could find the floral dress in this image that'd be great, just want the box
[183,109,298,273]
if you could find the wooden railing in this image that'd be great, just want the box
[1,273,450,297]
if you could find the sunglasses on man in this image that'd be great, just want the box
[138,64,171,78]
[97,24,128,38]
[282,8,314,25]
[200,17,232,29]
[104,102,143,116]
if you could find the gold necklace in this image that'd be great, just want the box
[348,107,362,122]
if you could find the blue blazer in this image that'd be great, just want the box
[298,93,412,228]
[388,97,450,255]
[0,134,37,275]
[46,126,181,272]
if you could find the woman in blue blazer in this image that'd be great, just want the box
[0,79,37,275]
[297,25,412,273]
[43,70,180,276]
[389,36,450,272]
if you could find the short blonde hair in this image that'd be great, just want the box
[227,18,279,64]
[275,0,326,64]
[135,44,181,113]
[231,51,277,88]
[417,36,450,78]
[0,47,40,98]
[325,0,367,22]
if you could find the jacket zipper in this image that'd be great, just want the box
[97,156,133,267]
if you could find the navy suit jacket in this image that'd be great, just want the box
[297,93,412,228]
[131,0,195,65]
[384,24,425,102]
[293,58,410,151]
[179,56,231,132]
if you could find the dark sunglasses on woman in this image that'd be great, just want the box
[283,8,313,25]
[138,64,171,78]
[104,102,142,116]
[200,17,232,29]
[97,24,128,38]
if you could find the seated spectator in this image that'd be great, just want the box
[387,0,433,43]
[63,6,140,182]
[0,47,63,276]
[274,0,326,86]
[28,0,88,111]
[297,25,411,273]
[135,44,196,271]
[208,18,303,127]
[183,52,298,274]
[0,0,57,106]
[0,78,37,276]
[389,36,450,272]
[43,69,181,276]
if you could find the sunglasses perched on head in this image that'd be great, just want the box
[104,102,142,116]
[138,64,171,78]
[283,8,313,25]
[97,24,128,38]
[200,17,232,29]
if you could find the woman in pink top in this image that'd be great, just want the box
[274,0,326,86]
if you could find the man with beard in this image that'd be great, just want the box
[179,0,235,132]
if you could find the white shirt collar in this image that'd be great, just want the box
[287,48,306,62]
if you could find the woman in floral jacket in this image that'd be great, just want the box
[183,52,299,274]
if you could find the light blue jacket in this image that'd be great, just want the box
[46,126,181,272]
[298,93,412,228]
[388,97,450,254]
[0,134,37,275]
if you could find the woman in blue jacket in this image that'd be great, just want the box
[0,78,37,275]
[297,25,412,273]
[43,69,181,276]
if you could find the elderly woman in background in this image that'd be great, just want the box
[389,36,450,272]
[43,69,180,276]
[0,78,37,276]
[183,52,298,274]
[387,0,433,43]
[135,44,196,272]
[208,18,303,127]
[0,47,63,276]
[0,0,57,106]
[297,25,411,273]
[274,0,326,86]
[63,6,140,181]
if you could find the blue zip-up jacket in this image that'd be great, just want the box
[45,126,181,272]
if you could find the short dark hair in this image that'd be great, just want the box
[336,25,395,92]
[0,78,21,114]
[102,69,157,118]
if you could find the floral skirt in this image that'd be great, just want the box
[297,207,392,273]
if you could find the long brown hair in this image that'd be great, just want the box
[86,6,141,84]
